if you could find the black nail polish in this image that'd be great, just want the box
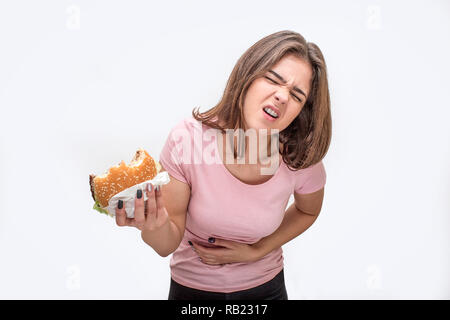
[118,200,123,209]
[188,241,193,246]
[137,189,142,199]
[208,237,215,243]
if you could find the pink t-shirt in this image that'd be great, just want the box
[159,116,326,293]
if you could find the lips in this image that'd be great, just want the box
[262,104,280,118]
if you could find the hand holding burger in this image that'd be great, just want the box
[115,182,169,231]
[89,148,170,231]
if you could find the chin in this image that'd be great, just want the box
[246,120,267,132]
[244,112,280,132]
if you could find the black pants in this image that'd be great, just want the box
[168,269,288,300]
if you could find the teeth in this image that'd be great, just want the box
[264,107,278,118]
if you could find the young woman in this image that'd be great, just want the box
[115,30,332,300]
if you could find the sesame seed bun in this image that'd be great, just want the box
[89,148,158,209]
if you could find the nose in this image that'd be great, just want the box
[274,87,289,105]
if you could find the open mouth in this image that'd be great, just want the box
[263,107,279,119]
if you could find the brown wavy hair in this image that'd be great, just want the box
[192,30,332,170]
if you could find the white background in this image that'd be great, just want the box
[0,0,449,299]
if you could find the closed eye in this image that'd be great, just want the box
[264,76,277,84]
[264,76,302,103]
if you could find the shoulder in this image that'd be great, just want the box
[167,115,200,140]
[305,160,326,176]
[174,115,206,132]
[291,160,326,179]
[292,159,326,215]
[291,160,327,194]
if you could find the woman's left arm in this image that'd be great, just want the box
[190,188,324,265]
[251,201,320,260]
[254,187,325,259]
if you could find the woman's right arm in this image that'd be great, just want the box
[115,165,190,257]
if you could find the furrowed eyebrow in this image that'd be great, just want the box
[268,69,307,98]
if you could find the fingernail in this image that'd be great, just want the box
[118,200,123,209]
[156,185,160,192]
[137,189,142,199]
[147,184,152,192]
[188,241,193,246]
[208,237,215,243]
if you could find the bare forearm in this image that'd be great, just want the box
[253,203,318,259]
[141,219,182,257]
